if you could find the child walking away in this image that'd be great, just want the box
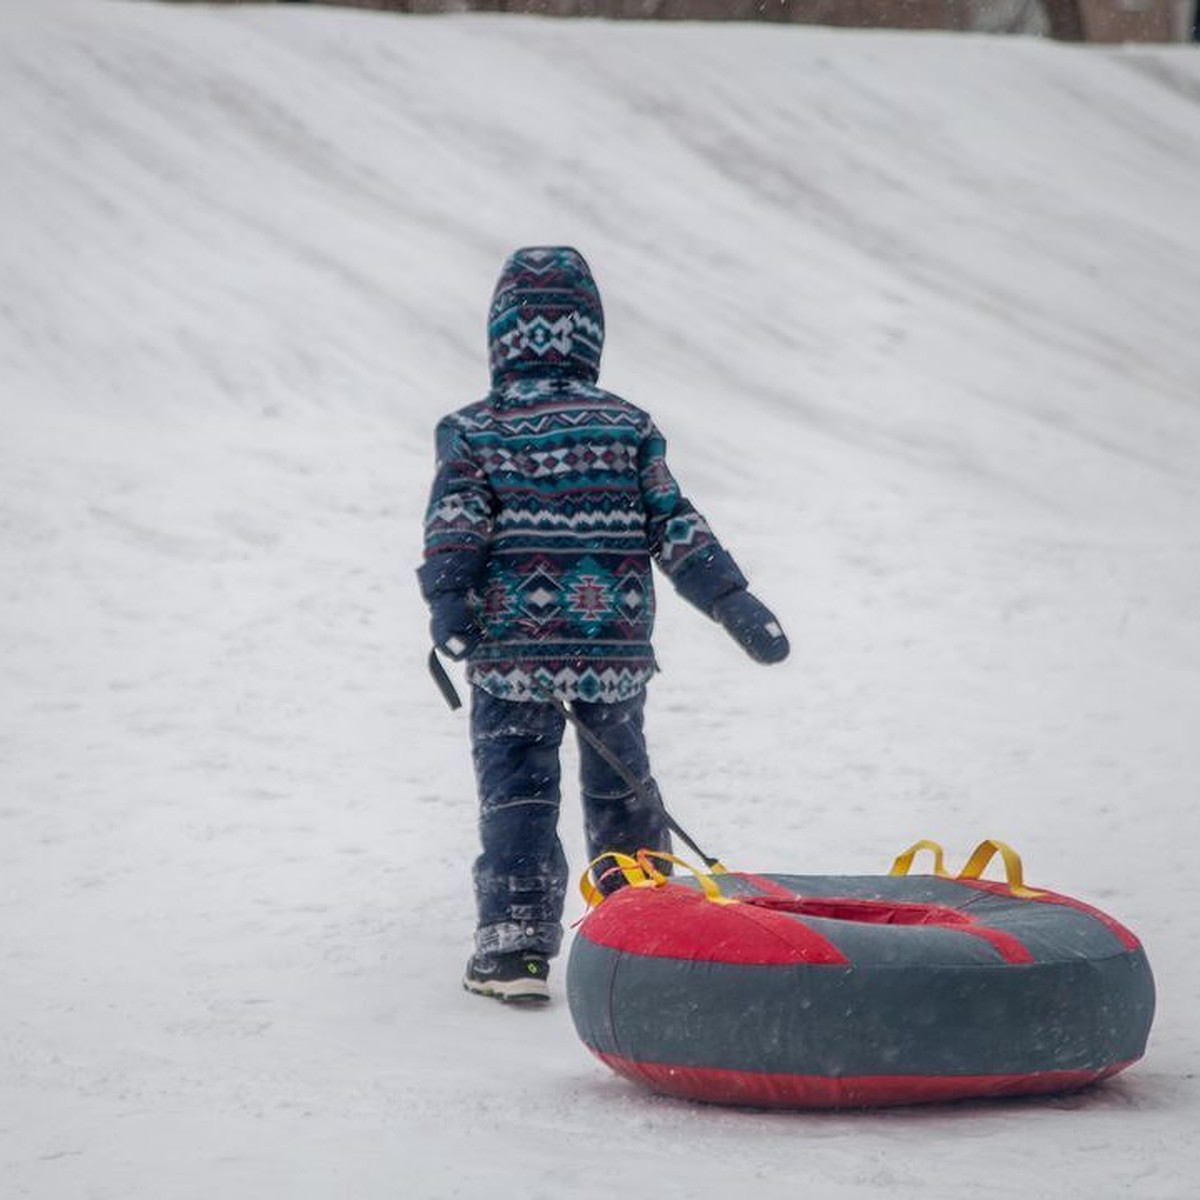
[419,247,789,1003]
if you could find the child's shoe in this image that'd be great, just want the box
[463,951,550,1003]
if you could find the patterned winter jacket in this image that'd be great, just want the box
[419,246,747,703]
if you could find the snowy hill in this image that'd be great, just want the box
[3,2,1200,1197]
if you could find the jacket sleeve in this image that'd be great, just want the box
[417,416,494,602]
[638,422,747,617]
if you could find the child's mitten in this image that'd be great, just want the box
[430,591,481,660]
[712,589,790,664]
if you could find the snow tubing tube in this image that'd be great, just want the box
[567,866,1155,1109]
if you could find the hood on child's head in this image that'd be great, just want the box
[487,246,605,387]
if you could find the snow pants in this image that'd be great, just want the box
[469,686,670,959]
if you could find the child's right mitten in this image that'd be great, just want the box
[430,591,482,661]
[712,588,790,664]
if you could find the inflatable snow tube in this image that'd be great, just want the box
[566,843,1155,1109]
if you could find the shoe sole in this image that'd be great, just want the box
[462,975,550,1004]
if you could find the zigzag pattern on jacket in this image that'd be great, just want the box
[423,379,746,703]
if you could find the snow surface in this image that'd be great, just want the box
[3,2,1200,1196]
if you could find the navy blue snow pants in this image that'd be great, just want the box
[469,686,671,959]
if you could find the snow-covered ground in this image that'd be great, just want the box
[3,2,1200,1196]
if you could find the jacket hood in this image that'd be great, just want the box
[487,246,605,387]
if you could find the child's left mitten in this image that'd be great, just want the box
[712,589,790,665]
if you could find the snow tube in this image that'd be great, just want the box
[566,842,1155,1109]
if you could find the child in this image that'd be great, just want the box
[419,247,788,1002]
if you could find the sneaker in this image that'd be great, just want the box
[463,951,550,1003]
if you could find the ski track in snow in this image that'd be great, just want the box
[2,3,1200,1197]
